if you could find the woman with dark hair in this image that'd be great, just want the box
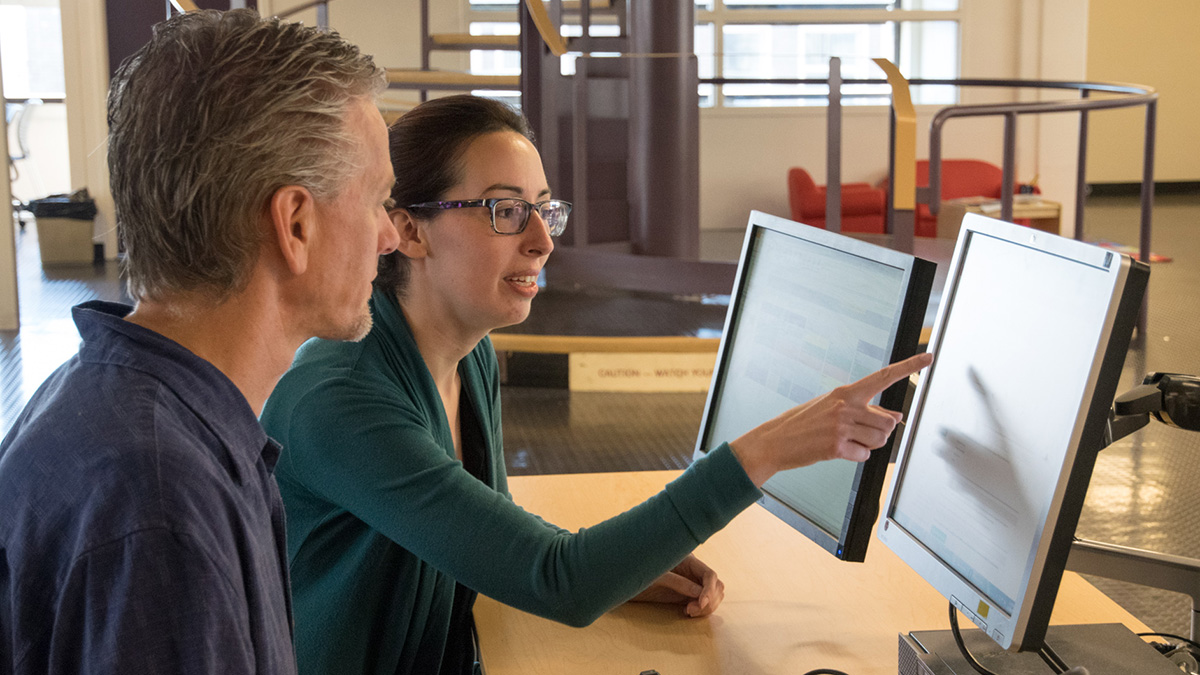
[261,94,929,675]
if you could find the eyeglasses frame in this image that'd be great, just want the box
[405,197,571,236]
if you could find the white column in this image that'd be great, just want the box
[60,0,117,260]
[1,49,19,331]
[1034,0,1090,239]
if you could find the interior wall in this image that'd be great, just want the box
[261,0,429,77]
[1085,0,1200,183]
[1,51,19,330]
[1032,0,1088,238]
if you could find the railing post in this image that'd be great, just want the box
[418,0,430,101]
[571,58,589,248]
[1137,99,1157,336]
[886,106,895,234]
[580,0,591,46]
[519,1,547,178]
[1141,101,1156,265]
[928,117,942,214]
[1075,90,1090,241]
[826,56,842,234]
[1001,111,1017,223]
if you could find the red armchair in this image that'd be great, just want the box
[787,167,886,234]
[878,159,1031,237]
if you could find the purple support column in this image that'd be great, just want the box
[627,1,699,258]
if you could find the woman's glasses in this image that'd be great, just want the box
[406,198,571,236]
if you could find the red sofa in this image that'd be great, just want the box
[787,167,886,234]
[878,159,1031,237]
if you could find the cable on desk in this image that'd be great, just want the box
[801,669,850,675]
[1138,631,1200,652]
[1139,631,1200,673]
[948,603,1095,675]
[948,602,999,675]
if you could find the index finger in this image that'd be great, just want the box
[845,353,932,400]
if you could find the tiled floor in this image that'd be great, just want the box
[3,194,1199,639]
[0,225,127,432]
[1071,194,1200,640]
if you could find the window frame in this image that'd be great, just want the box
[462,1,962,109]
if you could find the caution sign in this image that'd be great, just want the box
[568,352,718,392]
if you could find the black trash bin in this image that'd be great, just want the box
[29,192,98,265]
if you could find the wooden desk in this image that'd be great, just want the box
[475,470,1149,675]
[937,198,1062,238]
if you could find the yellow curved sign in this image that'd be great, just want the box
[873,58,916,211]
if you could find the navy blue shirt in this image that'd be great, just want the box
[0,302,296,674]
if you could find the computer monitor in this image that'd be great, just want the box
[693,210,934,562]
[878,214,1149,652]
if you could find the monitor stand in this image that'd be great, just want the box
[899,623,1179,674]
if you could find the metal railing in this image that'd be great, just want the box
[705,65,1156,260]
[919,79,1156,257]
[275,0,331,29]
[710,67,1157,264]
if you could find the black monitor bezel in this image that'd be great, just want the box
[693,210,934,562]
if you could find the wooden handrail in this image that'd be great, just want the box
[523,0,568,57]
[490,334,720,354]
[430,33,521,48]
[385,69,521,88]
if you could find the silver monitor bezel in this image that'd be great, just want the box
[878,213,1145,651]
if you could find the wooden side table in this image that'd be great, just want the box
[937,197,1062,238]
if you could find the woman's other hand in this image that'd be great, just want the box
[629,554,724,618]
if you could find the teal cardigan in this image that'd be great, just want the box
[261,289,761,675]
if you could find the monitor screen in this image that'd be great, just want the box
[693,210,934,561]
[879,213,1148,651]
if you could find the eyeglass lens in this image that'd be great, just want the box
[492,199,568,236]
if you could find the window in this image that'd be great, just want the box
[463,0,959,108]
[700,0,960,107]
[469,21,522,77]
[0,1,66,100]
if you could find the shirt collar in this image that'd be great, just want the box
[72,301,275,481]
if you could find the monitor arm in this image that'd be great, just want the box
[1106,372,1200,446]
[1070,372,1200,646]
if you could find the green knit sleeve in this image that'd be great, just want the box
[284,375,760,627]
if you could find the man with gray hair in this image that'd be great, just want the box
[0,9,397,673]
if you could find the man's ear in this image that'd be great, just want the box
[267,185,316,275]
[392,209,431,260]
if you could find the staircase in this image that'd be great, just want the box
[291,0,728,375]
[383,0,620,98]
[344,0,719,297]
[382,0,655,247]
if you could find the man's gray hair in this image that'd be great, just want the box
[108,9,386,302]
